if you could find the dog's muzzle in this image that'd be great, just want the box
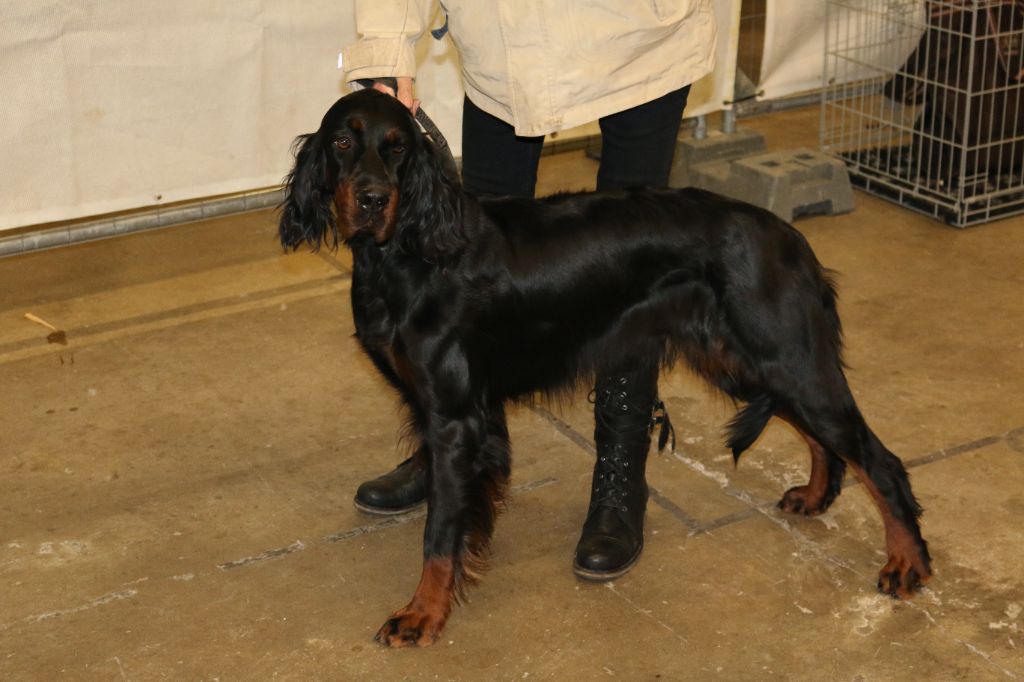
[340,183,399,244]
[357,189,391,215]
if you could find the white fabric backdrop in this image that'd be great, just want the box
[0,0,738,232]
[0,1,362,231]
[759,0,829,99]
[760,0,925,101]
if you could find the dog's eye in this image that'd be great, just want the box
[392,144,406,155]
[335,137,352,150]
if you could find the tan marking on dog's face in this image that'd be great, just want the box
[333,180,399,244]
[372,188,400,243]
[333,181,360,241]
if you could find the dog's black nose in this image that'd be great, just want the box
[357,190,390,213]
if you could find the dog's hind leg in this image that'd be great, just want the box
[700,347,929,595]
[375,403,510,647]
[784,379,931,598]
[722,392,844,517]
[706,253,930,597]
[846,428,931,598]
[776,419,846,516]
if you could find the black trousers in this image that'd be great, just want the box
[460,85,691,198]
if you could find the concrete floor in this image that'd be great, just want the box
[2,107,1023,681]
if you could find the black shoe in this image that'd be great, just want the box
[573,441,648,580]
[573,371,673,581]
[353,455,427,515]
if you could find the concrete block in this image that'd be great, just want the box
[669,128,766,188]
[690,148,855,222]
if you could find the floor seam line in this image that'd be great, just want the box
[0,274,351,356]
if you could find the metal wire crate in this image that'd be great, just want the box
[822,0,1024,227]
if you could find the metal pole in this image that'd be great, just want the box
[694,114,708,140]
[721,107,736,135]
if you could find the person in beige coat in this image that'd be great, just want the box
[343,0,717,580]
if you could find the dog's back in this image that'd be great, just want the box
[450,188,839,404]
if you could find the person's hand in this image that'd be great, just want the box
[372,77,420,115]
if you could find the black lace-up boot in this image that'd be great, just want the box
[353,451,427,515]
[573,368,674,580]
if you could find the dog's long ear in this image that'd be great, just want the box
[396,134,464,261]
[279,133,337,251]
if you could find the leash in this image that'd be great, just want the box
[355,78,458,169]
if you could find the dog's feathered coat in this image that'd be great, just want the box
[279,89,931,647]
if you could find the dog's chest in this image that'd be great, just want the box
[379,341,417,388]
[351,288,419,389]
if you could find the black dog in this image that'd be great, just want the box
[279,89,931,647]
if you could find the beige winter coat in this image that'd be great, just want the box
[342,0,717,136]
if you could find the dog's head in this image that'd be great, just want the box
[279,89,462,255]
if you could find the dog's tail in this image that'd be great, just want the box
[726,394,775,463]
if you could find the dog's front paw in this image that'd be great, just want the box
[374,606,447,648]
[877,548,932,599]
[777,485,828,516]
